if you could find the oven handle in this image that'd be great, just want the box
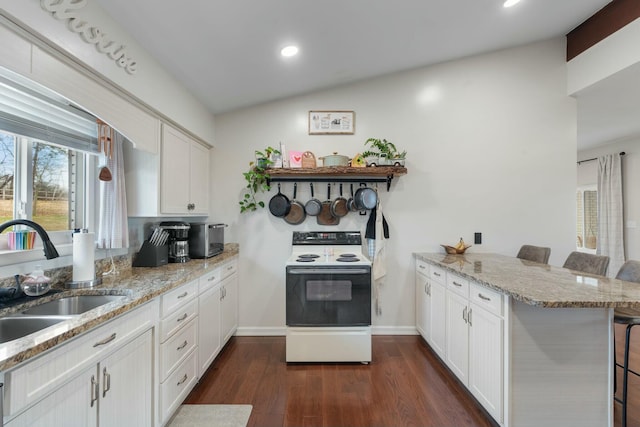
[288,268,370,275]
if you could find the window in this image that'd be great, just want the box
[0,130,89,232]
[576,186,597,252]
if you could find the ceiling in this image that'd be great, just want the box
[95,0,629,150]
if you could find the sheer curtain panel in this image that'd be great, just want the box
[597,154,624,277]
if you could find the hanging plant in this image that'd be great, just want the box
[239,147,280,213]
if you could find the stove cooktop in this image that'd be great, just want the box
[287,231,370,267]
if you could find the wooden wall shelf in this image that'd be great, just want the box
[266,166,407,191]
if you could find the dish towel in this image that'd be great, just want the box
[366,194,389,316]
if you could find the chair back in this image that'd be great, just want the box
[615,260,640,283]
[562,251,610,276]
[516,245,551,264]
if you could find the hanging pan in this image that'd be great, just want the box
[268,183,291,217]
[354,185,378,210]
[330,183,349,218]
[305,183,322,216]
[347,183,358,212]
[317,183,340,226]
[284,183,306,225]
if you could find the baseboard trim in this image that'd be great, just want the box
[235,326,419,336]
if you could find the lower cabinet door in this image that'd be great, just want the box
[445,291,469,384]
[469,303,503,422]
[99,329,153,427]
[221,274,238,343]
[5,366,98,427]
[429,280,447,359]
[198,284,222,376]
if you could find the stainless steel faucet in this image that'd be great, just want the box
[0,219,59,259]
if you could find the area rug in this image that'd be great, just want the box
[166,404,252,427]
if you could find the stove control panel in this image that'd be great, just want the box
[292,231,362,246]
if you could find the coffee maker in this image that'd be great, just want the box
[159,221,190,263]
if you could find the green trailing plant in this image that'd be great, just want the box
[240,146,281,213]
[362,138,406,160]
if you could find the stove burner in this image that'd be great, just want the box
[336,257,360,262]
[298,254,320,259]
[339,253,357,258]
[296,258,316,262]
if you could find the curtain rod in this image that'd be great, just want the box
[577,151,626,165]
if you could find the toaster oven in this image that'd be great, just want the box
[188,222,226,258]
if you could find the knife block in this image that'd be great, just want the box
[133,241,169,267]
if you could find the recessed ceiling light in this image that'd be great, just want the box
[503,0,521,7]
[281,45,299,57]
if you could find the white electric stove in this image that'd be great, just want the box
[285,231,372,363]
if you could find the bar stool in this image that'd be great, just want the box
[614,260,640,427]
[562,251,610,276]
[516,245,551,264]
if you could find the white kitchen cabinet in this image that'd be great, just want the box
[158,279,199,426]
[445,290,470,383]
[198,268,222,377]
[468,284,504,423]
[124,123,210,217]
[160,124,209,215]
[415,261,447,360]
[220,260,239,344]
[4,302,156,427]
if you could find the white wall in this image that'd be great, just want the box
[210,38,577,335]
[578,138,640,261]
[0,0,215,145]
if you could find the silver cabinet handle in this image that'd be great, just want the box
[468,308,473,326]
[177,313,188,322]
[177,291,188,299]
[208,275,217,282]
[424,283,428,295]
[418,264,426,270]
[93,333,116,347]
[453,281,463,287]
[90,375,98,407]
[226,265,233,271]
[177,374,188,386]
[478,293,491,301]
[462,306,468,323]
[102,367,111,398]
[177,340,188,351]
[433,271,441,277]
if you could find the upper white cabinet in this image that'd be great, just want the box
[160,124,209,215]
[124,123,210,217]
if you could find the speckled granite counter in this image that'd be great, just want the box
[414,252,640,308]
[0,244,238,371]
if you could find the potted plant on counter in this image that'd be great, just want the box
[362,138,407,166]
[240,146,280,213]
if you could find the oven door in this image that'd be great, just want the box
[286,266,371,326]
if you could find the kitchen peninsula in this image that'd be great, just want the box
[414,252,640,427]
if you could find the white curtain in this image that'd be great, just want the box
[97,131,129,249]
[597,154,624,277]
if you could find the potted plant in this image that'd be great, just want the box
[239,146,280,213]
[362,138,407,166]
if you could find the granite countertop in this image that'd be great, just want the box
[0,244,239,371]
[414,252,640,309]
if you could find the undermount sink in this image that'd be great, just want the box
[21,295,126,316]
[0,316,70,344]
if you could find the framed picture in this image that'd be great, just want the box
[308,110,355,135]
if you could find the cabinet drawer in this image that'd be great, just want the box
[161,280,198,317]
[4,301,157,416]
[447,273,469,297]
[160,350,198,424]
[199,266,222,294]
[470,282,503,317]
[160,299,198,343]
[221,259,238,280]
[430,265,446,284]
[415,259,429,277]
[160,318,197,381]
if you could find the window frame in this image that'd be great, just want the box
[576,184,598,254]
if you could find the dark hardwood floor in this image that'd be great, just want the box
[185,335,497,427]
[185,329,640,427]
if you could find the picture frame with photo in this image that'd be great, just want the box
[308,110,355,135]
